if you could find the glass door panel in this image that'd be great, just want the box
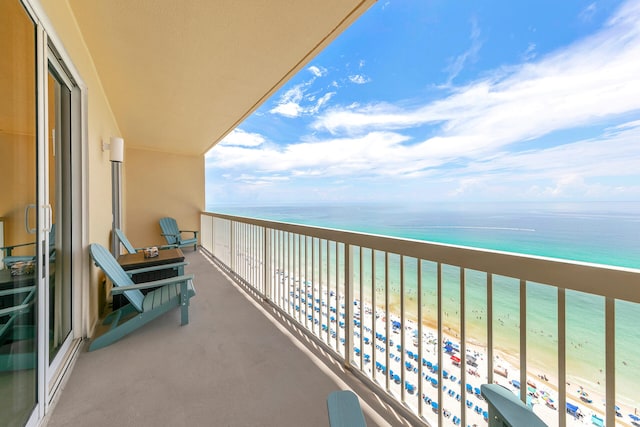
[0,1,39,425]
[46,66,72,364]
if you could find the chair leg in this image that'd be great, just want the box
[180,281,190,325]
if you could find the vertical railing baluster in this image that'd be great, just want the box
[345,244,353,369]
[336,242,341,354]
[278,230,283,309]
[385,252,390,392]
[230,221,235,273]
[298,234,302,324]
[359,247,364,370]
[558,287,566,427]
[326,239,330,346]
[320,239,324,341]
[487,273,494,385]
[437,262,443,427]
[400,255,406,403]
[520,279,527,405]
[304,236,309,330]
[372,250,377,384]
[605,297,615,427]
[287,231,291,314]
[312,238,317,335]
[417,259,423,418]
[460,268,466,427]
[264,228,269,300]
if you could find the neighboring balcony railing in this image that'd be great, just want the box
[201,212,640,427]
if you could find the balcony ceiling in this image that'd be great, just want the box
[68,0,375,155]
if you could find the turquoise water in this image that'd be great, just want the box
[208,201,640,405]
[210,201,640,269]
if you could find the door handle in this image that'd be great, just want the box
[25,204,37,234]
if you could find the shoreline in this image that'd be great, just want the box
[279,273,639,426]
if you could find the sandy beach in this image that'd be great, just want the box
[277,270,639,427]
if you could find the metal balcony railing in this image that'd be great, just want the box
[201,212,640,427]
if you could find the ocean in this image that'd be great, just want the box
[206,201,640,407]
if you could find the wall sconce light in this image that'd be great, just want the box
[102,137,124,162]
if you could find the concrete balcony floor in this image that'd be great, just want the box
[46,250,412,427]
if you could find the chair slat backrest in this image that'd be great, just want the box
[89,244,144,312]
[114,228,137,254]
[159,217,179,245]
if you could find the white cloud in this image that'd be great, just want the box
[579,2,598,22]
[522,43,537,61]
[312,1,640,156]
[208,1,640,203]
[216,129,265,148]
[444,17,482,85]
[269,84,305,117]
[269,75,335,118]
[348,74,371,84]
[308,65,327,77]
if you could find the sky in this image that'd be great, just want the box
[205,0,640,207]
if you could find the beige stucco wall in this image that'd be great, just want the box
[40,0,122,331]
[38,0,205,334]
[123,147,204,248]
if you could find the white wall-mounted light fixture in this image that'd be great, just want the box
[102,136,124,162]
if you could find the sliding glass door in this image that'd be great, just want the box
[1,2,79,425]
[0,1,39,425]
[47,57,73,375]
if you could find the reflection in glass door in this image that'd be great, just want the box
[0,1,38,425]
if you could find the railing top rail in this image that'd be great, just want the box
[202,211,640,303]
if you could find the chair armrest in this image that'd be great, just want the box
[179,230,198,237]
[110,274,194,294]
[159,244,178,249]
[1,242,36,256]
[124,261,189,276]
[0,302,33,317]
[0,285,37,297]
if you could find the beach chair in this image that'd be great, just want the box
[114,228,176,254]
[326,390,367,427]
[88,243,195,351]
[159,217,198,251]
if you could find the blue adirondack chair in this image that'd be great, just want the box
[159,217,198,251]
[326,390,367,427]
[88,243,195,351]
[114,228,176,254]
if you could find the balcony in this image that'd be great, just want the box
[47,212,640,427]
[45,244,412,426]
